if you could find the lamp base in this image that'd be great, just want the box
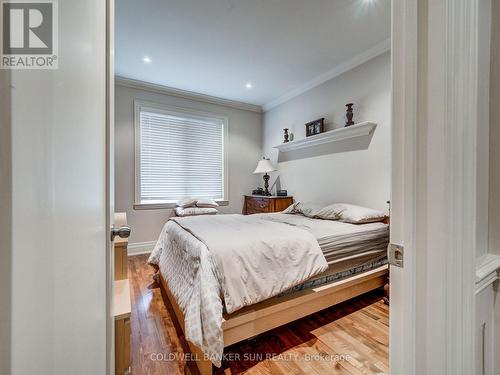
[263,173,271,196]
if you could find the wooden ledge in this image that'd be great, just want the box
[114,279,131,320]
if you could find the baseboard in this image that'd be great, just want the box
[128,241,156,256]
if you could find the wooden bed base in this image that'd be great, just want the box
[158,265,388,375]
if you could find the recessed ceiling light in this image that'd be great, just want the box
[143,56,152,63]
[245,82,253,89]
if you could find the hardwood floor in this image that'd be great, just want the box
[129,254,389,375]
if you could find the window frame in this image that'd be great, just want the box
[133,100,229,210]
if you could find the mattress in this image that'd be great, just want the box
[279,255,388,297]
[254,213,389,264]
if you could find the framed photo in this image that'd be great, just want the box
[305,118,325,137]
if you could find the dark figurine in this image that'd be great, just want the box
[345,103,354,126]
[283,128,289,143]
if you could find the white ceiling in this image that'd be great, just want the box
[115,0,390,109]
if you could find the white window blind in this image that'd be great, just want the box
[138,108,225,203]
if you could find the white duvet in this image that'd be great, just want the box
[148,214,328,366]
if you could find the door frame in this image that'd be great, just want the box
[106,0,116,373]
[391,0,480,374]
[102,0,483,372]
[389,0,418,373]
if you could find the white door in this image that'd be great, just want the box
[0,0,110,374]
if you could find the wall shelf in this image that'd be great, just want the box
[273,121,377,152]
[475,253,500,285]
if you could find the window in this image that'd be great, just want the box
[134,102,227,207]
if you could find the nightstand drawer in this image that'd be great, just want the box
[246,197,271,213]
[243,195,293,215]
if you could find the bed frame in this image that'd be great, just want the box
[158,264,389,375]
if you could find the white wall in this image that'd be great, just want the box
[262,52,391,212]
[115,84,262,245]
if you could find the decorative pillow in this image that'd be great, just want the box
[322,203,386,224]
[195,198,219,208]
[282,202,324,218]
[175,207,218,217]
[176,198,197,208]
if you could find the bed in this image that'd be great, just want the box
[148,210,389,375]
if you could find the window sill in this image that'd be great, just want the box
[133,200,229,210]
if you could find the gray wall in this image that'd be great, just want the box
[116,53,391,245]
[115,84,262,244]
[262,52,391,212]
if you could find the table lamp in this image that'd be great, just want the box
[253,157,277,196]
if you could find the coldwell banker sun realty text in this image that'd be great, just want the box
[1,0,58,69]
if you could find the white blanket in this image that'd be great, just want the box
[148,214,327,366]
[171,214,328,313]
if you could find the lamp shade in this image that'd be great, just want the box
[253,158,277,174]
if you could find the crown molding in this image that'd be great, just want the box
[262,38,391,112]
[115,76,263,113]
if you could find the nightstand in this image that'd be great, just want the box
[113,212,131,375]
[243,195,294,215]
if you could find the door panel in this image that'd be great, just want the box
[5,0,108,374]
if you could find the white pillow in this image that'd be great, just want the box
[176,198,197,208]
[195,198,219,208]
[175,207,218,217]
[282,202,297,214]
[314,205,342,220]
[282,202,324,218]
[322,203,386,224]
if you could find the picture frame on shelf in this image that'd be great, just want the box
[305,118,325,137]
